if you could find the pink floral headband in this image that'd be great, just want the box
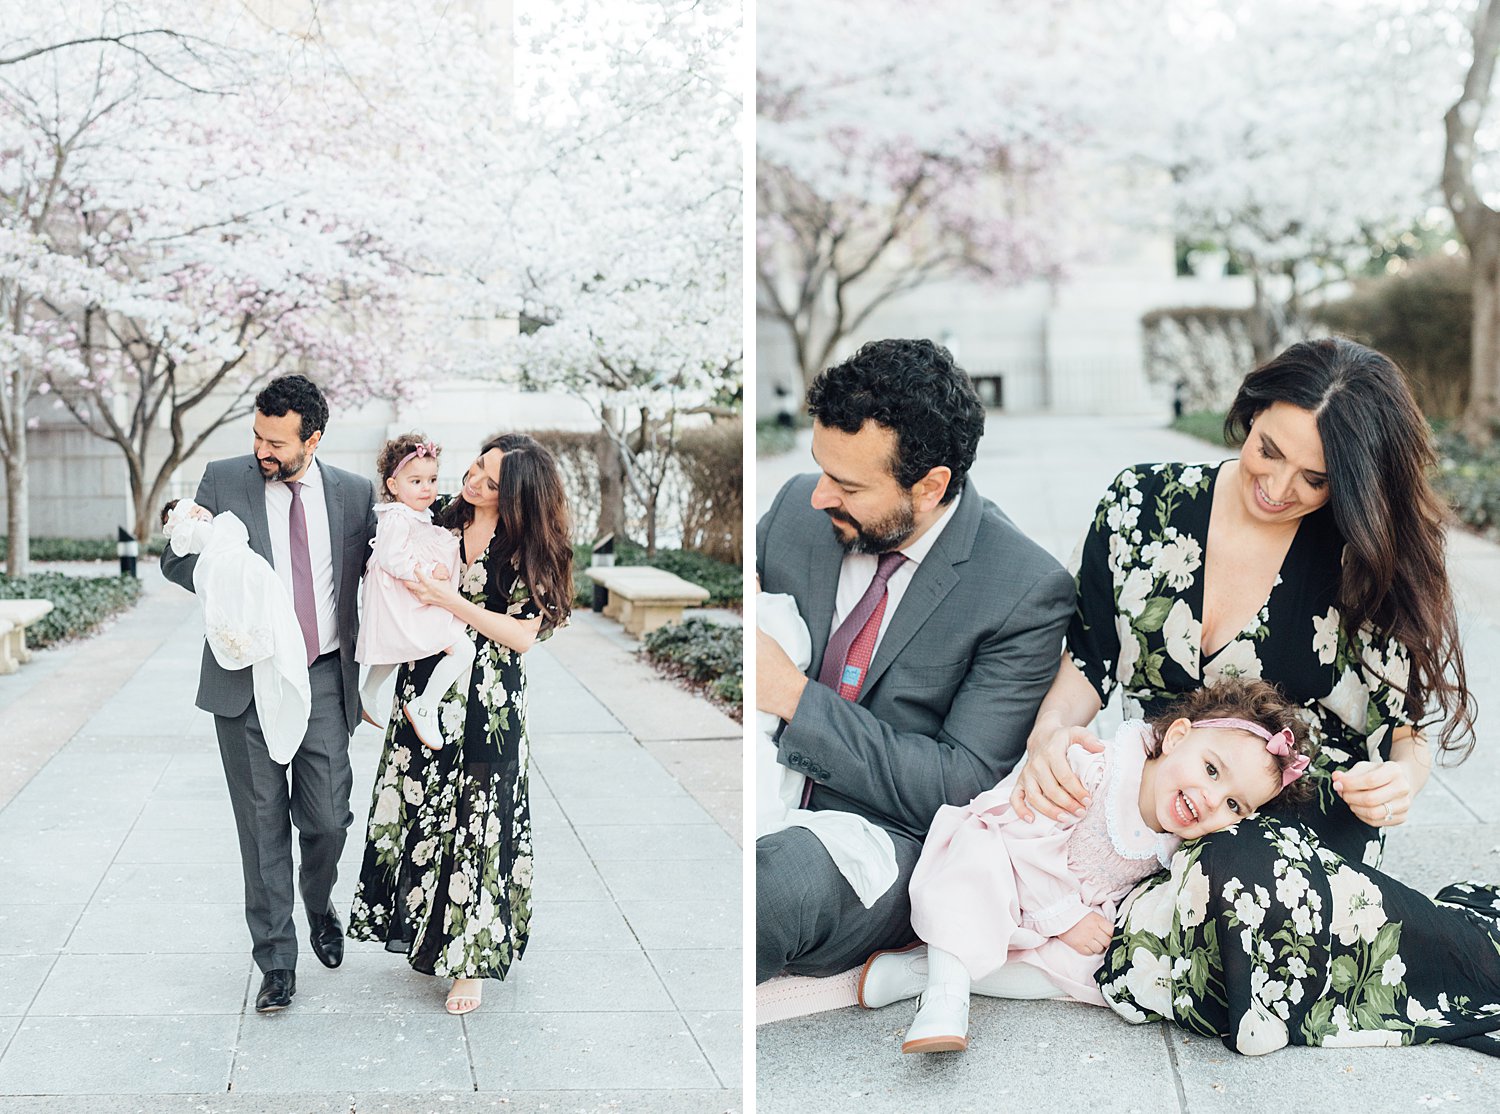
[1192,717,1310,788]
[393,441,439,477]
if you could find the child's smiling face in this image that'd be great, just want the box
[387,456,439,512]
[1141,720,1283,839]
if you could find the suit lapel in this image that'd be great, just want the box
[801,523,844,679]
[243,460,273,563]
[860,487,982,699]
[321,463,345,604]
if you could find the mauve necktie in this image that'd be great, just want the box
[286,480,318,666]
[817,550,907,701]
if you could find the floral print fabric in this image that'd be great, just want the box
[1075,462,1500,1055]
[348,524,541,980]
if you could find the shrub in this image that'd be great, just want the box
[756,418,800,457]
[1315,256,1471,420]
[0,536,167,561]
[677,420,742,564]
[0,572,142,648]
[1141,306,1257,412]
[643,617,742,717]
[1434,429,1500,540]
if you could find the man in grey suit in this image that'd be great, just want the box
[756,338,1075,987]
[162,375,376,1012]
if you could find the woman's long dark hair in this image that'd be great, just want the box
[1224,336,1476,756]
[436,433,574,633]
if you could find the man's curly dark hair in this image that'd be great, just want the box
[254,375,329,441]
[805,338,984,505]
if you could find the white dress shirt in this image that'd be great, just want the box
[263,457,339,656]
[830,490,962,653]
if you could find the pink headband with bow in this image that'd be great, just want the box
[393,441,439,477]
[1192,717,1310,788]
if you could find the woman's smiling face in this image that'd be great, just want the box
[462,448,503,510]
[1237,401,1330,523]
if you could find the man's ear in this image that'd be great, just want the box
[911,466,952,513]
[305,429,323,454]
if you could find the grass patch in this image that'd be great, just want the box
[0,572,142,648]
[1171,411,1230,447]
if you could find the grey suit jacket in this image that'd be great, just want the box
[161,454,378,736]
[757,474,1075,842]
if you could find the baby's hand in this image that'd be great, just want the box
[1058,911,1114,955]
[430,565,450,581]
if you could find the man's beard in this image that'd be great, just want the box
[826,498,915,554]
[259,448,307,482]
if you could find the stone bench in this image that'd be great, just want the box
[0,599,54,672]
[585,566,711,637]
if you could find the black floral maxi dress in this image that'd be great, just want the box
[1074,462,1500,1055]
[348,523,542,980]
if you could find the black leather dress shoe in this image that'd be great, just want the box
[255,968,296,1013]
[309,911,345,969]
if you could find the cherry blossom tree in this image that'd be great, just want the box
[1,1,509,558]
[1155,0,1458,363]
[755,0,1111,392]
[500,0,741,549]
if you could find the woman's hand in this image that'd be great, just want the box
[405,567,463,612]
[1010,718,1104,823]
[1332,760,1412,828]
[1058,911,1114,955]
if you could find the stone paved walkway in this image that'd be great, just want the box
[0,571,741,1114]
[756,414,1500,1113]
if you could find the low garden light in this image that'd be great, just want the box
[117,528,138,578]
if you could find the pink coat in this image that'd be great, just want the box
[908,721,1180,1004]
[355,503,467,666]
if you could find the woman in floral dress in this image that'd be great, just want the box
[348,433,574,1014]
[1011,338,1500,1055]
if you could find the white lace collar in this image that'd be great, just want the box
[374,501,433,522]
[1105,720,1181,869]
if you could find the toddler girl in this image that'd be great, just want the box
[160,498,311,763]
[355,434,476,750]
[860,677,1314,1054]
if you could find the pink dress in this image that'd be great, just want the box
[355,503,467,666]
[908,721,1180,1004]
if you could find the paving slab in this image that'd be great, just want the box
[0,1014,240,1094]
[464,1010,720,1090]
[230,1012,474,1092]
[0,954,54,1015]
[29,953,252,1016]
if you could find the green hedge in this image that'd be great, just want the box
[1434,430,1500,540]
[757,418,801,457]
[643,617,742,717]
[0,536,168,561]
[0,572,142,648]
[572,541,742,607]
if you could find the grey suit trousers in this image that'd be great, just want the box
[756,825,923,984]
[214,654,354,973]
